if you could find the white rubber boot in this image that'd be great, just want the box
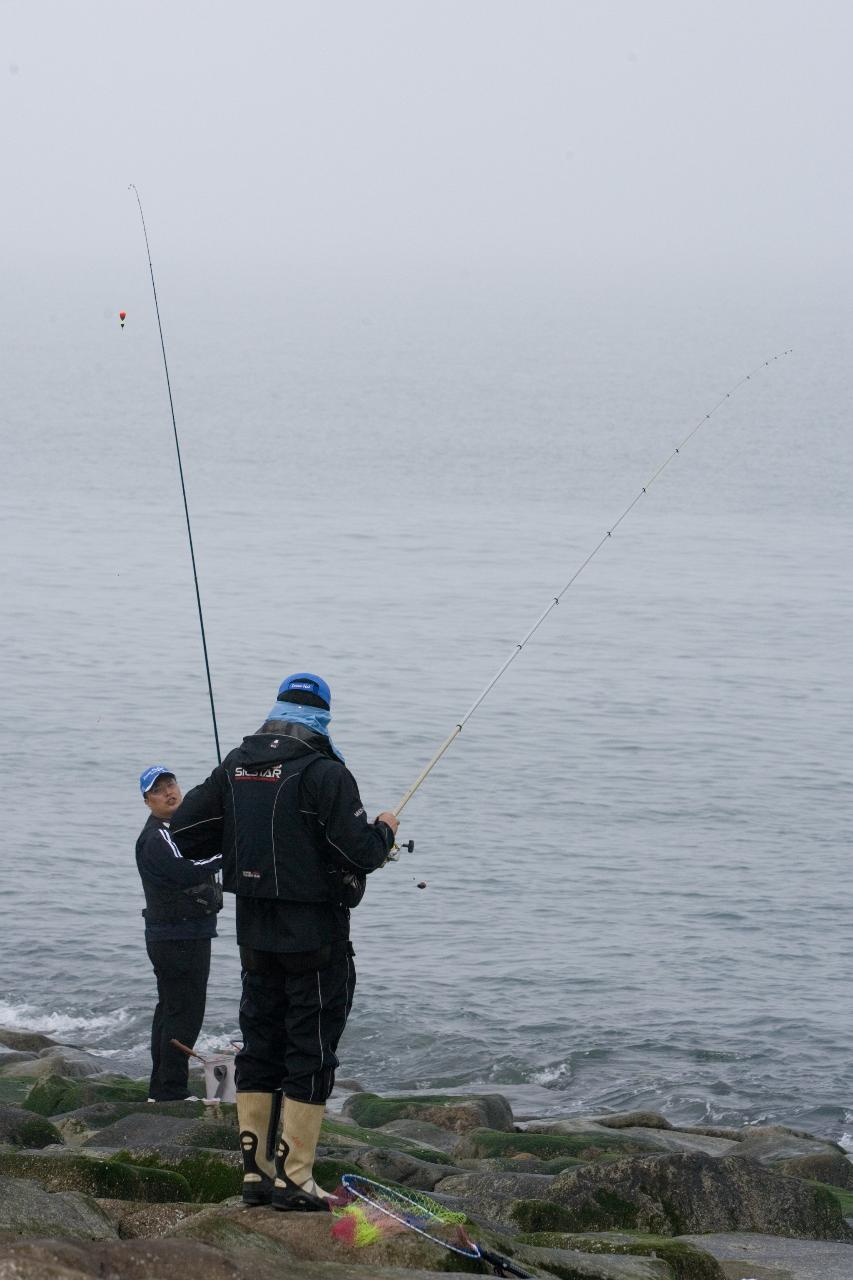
[271,1097,332,1212]
[237,1091,279,1206]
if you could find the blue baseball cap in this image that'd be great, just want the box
[139,764,175,795]
[277,672,331,709]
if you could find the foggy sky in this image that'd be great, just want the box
[3,0,852,289]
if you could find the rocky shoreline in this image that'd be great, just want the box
[1,1026,852,1279]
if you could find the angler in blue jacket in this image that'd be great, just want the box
[135,765,223,1102]
[170,673,399,1211]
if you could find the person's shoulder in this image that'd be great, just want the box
[135,813,163,854]
[137,812,161,836]
[303,752,351,787]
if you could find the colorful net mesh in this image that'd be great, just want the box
[332,1174,470,1252]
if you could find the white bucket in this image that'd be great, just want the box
[201,1053,237,1104]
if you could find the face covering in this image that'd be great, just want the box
[264,702,345,763]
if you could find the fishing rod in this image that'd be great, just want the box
[129,184,221,764]
[393,348,792,819]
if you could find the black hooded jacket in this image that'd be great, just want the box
[169,722,395,952]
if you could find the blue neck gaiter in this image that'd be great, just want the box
[264,702,345,763]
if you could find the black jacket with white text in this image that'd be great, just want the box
[169,723,394,952]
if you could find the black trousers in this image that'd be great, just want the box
[146,936,211,1101]
[235,943,355,1104]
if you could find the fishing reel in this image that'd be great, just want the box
[387,838,415,862]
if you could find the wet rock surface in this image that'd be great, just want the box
[678,1231,853,1280]
[541,1152,851,1239]
[0,1175,118,1242]
[0,1103,62,1148]
[1,1027,852,1279]
[0,1026,61,1053]
[375,1116,465,1153]
[341,1089,515,1133]
[0,1237,484,1280]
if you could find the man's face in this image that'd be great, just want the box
[143,774,183,821]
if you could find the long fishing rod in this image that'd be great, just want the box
[394,348,792,818]
[129,184,221,764]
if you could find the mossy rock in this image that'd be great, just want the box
[594,1112,673,1130]
[463,1153,592,1176]
[516,1232,724,1278]
[113,1149,243,1203]
[809,1179,853,1218]
[321,1115,455,1165]
[0,1077,32,1106]
[342,1091,512,1132]
[0,1108,61,1148]
[511,1200,577,1232]
[182,1120,239,1151]
[511,1191,641,1234]
[314,1156,364,1188]
[0,1150,190,1202]
[22,1073,151,1117]
[56,1097,213,1131]
[457,1127,652,1162]
[780,1152,853,1188]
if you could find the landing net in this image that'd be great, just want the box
[334,1173,474,1255]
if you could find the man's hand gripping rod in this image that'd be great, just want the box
[390,349,792,835]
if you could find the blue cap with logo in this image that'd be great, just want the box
[277,672,331,709]
[139,764,175,795]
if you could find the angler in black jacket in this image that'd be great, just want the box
[136,765,223,1102]
[170,673,399,1211]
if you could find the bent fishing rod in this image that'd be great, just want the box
[129,184,221,764]
[393,348,792,820]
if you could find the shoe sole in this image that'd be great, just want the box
[271,1197,331,1213]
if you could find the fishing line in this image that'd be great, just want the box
[393,349,792,818]
[129,184,221,764]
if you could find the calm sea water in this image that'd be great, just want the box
[1,266,851,1139]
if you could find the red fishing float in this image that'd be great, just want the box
[119,311,127,329]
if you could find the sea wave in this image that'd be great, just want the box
[0,997,133,1042]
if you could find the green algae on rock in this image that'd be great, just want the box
[515,1232,724,1279]
[808,1180,853,1219]
[21,1073,151,1117]
[455,1128,656,1163]
[0,1103,62,1148]
[341,1091,514,1133]
[0,1076,32,1106]
[0,1150,191,1202]
[543,1152,853,1239]
[111,1149,244,1203]
[779,1151,853,1188]
[321,1114,456,1163]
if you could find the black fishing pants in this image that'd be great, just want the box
[235,943,355,1104]
[146,937,211,1101]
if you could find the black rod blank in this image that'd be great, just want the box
[129,184,221,764]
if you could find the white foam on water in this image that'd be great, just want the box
[531,1060,573,1086]
[194,1030,242,1057]
[0,998,132,1041]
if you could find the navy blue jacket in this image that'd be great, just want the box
[135,813,223,941]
